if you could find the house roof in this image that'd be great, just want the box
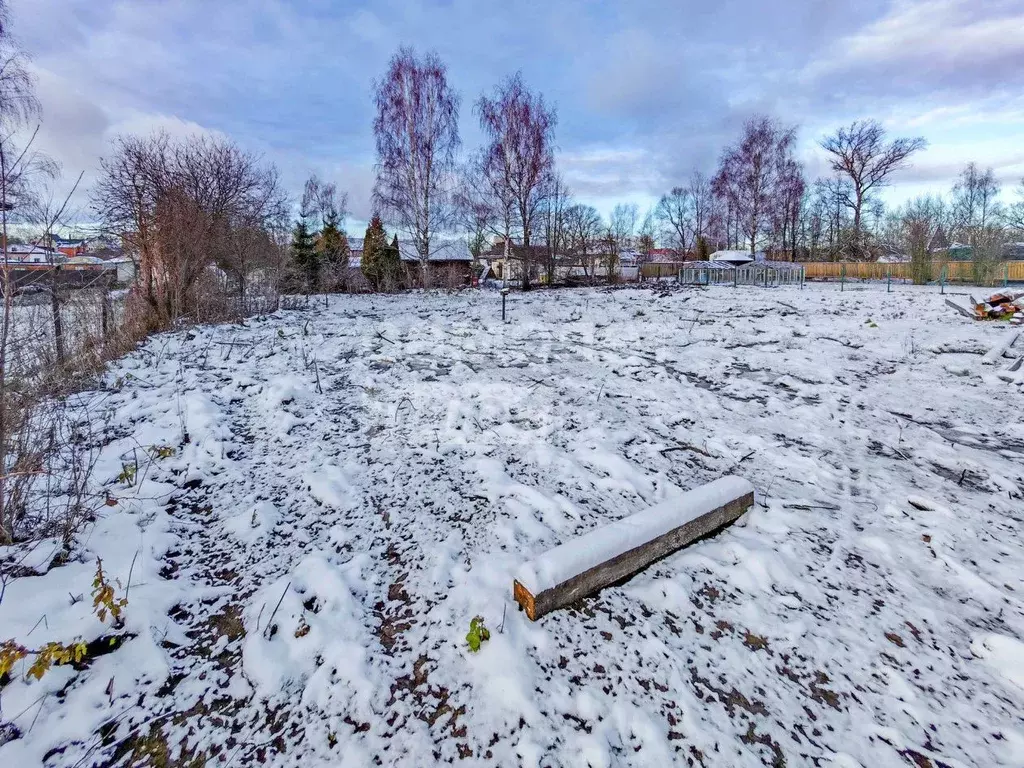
[6,243,56,254]
[928,226,950,252]
[398,240,473,262]
[709,250,758,264]
[346,236,471,262]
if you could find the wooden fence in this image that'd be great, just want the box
[801,260,1024,285]
[641,262,686,279]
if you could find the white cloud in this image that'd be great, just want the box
[805,0,1024,82]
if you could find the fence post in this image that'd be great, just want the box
[887,267,891,293]
[51,266,65,366]
[101,282,111,338]
[940,265,946,295]
[733,266,737,288]
[841,263,845,292]
[1005,263,1010,288]
[800,266,805,290]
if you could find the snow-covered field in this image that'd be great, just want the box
[2,283,1023,767]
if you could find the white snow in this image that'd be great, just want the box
[517,475,754,593]
[2,281,1023,766]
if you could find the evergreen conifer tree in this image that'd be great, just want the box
[696,235,710,261]
[317,209,350,290]
[291,216,318,292]
[380,234,402,289]
[361,215,387,290]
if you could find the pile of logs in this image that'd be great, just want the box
[973,291,1023,323]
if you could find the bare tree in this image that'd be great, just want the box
[454,149,517,279]
[453,157,493,258]
[302,173,348,232]
[881,195,947,284]
[93,132,286,322]
[1007,178,1024,235]
[819,120,926,254]
[0,5,102,547]
[564,203,602,283]
[656,171,718,257]
[0,11,46,543]
[686,170,717,251]
[636,208,657,265]
[950,163,1001,246]
[655,186,691,253]
[713,116,800,256]
[604,203,637,280]
[476,72,557,290]
[540,172,570,285]
[771,158,805,260]
[373,47,460,288]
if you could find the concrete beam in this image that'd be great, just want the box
[513,476,755,621]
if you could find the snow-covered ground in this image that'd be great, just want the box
[2,283,1023,767]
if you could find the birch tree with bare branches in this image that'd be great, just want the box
[476,72,556,290]
[373,47,460,288]
[712,116,800,255]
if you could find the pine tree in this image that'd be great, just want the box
[291,216,318,292]
[317,209,349,290]
[696,235,710,261]
[361,215,387,290]
[380,234,402,289]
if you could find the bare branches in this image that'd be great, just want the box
[373,47,461,280]
[712,116,800,255]
[91,131,286,322]
[950,163,1001,248]
[656,186,691,253]
[563,204,602,283]
[819,120,926,249]
[476,72,557,290]
[302,173,348,232]
[539,172,571,284]
[604,203,637,277]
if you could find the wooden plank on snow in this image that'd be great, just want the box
[513,476,755,621]
[944,299,975,319]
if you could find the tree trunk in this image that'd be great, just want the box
[51,268,65,367]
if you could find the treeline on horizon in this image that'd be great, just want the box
[5,21,1024,313]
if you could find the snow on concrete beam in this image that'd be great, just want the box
[513,476,755,621]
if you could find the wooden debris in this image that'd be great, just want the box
[969,291,1024,321]
[513,476,755,621]
[982,331,1021,365]
[944,299,975,319]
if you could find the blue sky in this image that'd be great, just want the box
[12,0,1024,225]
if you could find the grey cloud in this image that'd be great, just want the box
[8,0,1024,221]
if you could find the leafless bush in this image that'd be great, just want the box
[92,131,287,329]
[433,263,466,290]
[0,394,103,549]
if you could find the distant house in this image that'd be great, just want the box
[947,242,973,260]
[4,243,63,264]
[877,252,909,264]
[347,236,364,264]
[342,236,473,287]
[50,236,87,259]
[65,255,106,266]
[397,240,473,287]
[928,226,950,253]
[1003,242,1024,260]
